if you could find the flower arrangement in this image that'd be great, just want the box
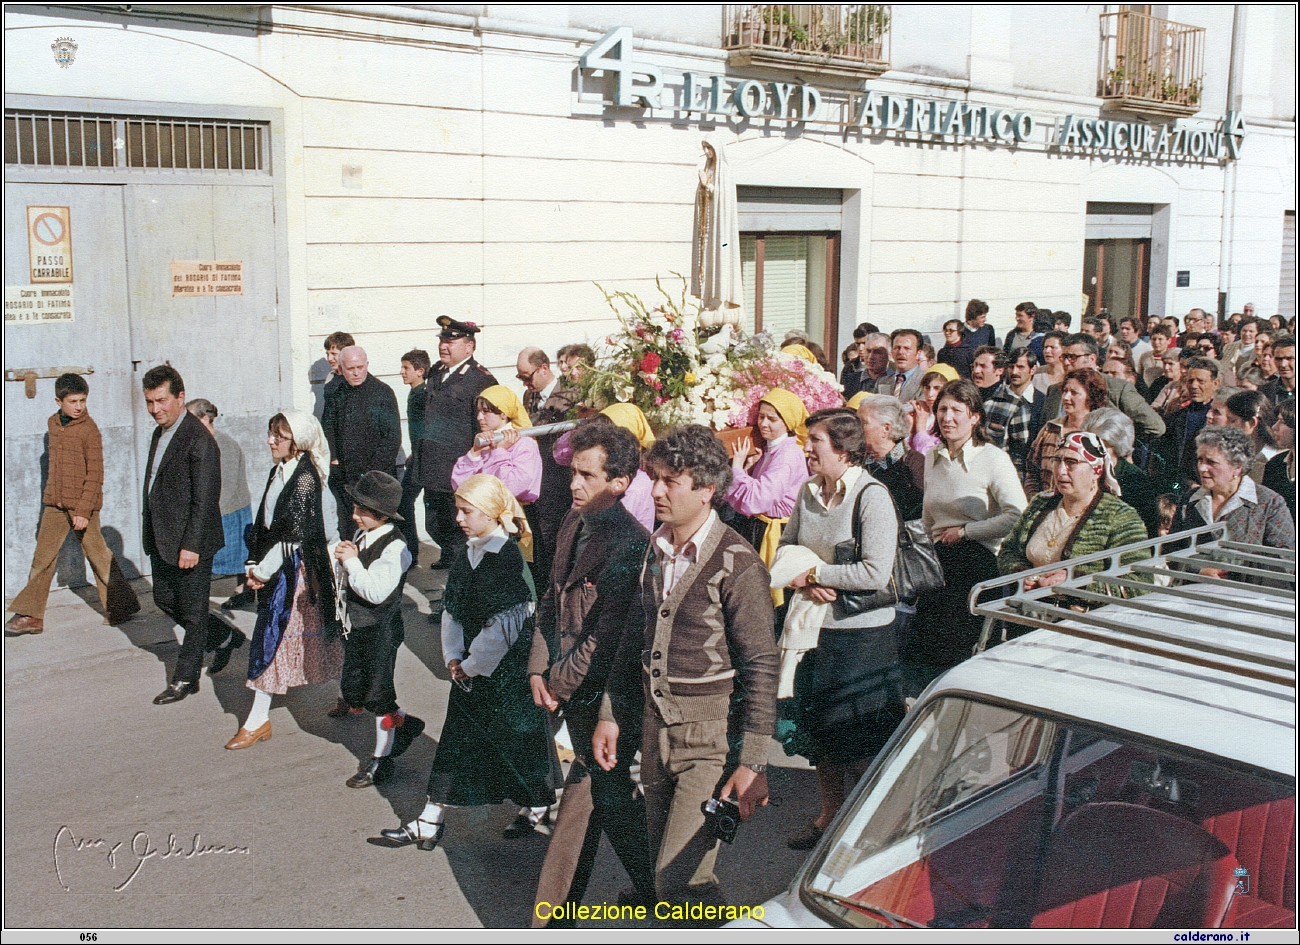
[576,276,843,432]
[726,350,845,428]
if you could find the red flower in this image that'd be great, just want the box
[640,352,661,374]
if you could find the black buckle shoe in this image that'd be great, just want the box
[375,820,443,851]
[208,628,247,675]
[153,680,200,705]
[221,588,256,611]
[346,756,395,788]
[390,715,425,758]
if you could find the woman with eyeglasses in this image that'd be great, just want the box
[936,319,975,379]
[227,411,342,750]
[999,431,1151,602]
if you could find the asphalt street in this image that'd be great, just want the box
[4,544,819,930]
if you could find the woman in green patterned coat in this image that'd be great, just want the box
[1000,431,1151,601]
[377,473,557,850]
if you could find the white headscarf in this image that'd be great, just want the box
[281,410,331,486]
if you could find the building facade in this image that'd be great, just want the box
[3,3,1295,592]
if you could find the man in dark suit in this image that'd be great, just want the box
[527,422,655,924]
[1154,356,1222,492]
[418,317,497,568]
[321,345,402,538]
[517,346,577,588]
[141,365,225,705]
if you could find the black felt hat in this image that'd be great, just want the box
[345,471,404,521]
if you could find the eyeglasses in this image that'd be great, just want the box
[1052,456,1086,470]
[1061,351,1088,363]
[267,433,292,445]
[516,367,539,384]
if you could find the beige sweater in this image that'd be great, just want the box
[922,441,1028,554]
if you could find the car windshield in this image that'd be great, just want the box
[802,696,1295,930]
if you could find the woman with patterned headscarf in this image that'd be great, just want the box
[451,385,543,504]
[998,430,1151,603]
[225,410,343,750]
[724,388,811,605]
[376,474,556,851]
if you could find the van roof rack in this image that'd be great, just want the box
[970,522,1297,688]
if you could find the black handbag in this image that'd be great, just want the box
[832,481,946,620]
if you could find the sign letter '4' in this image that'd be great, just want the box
[580,27,663,108]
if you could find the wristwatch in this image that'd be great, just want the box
[746,763,768,773]
[807,566,820,585]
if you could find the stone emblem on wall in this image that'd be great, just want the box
[51,36,78,68]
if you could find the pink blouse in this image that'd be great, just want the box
[552,434,654,530]
[622,469,656,532]
[724,436,808,519]
[451,435,543,503]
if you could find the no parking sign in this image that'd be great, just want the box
[27,206,73,283]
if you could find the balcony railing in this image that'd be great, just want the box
[1098,10,1205,117]
[723,5,890,78]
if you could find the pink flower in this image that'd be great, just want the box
[640,352,661,374]
[669,327,686,343]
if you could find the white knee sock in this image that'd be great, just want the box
[244,690,272,731]
[374,716,396,758]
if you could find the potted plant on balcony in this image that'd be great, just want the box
[844,5,889,60]
[761,6,808,49]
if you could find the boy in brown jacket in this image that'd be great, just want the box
[6,374,139,634]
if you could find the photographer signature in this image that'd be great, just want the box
[53,826,249,892]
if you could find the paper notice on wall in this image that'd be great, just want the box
[5,285,74,324]
[171,260,244,296]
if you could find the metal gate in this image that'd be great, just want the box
[4,103,286,596]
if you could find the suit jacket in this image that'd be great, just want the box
[321,374,401,485]
[1155,402,1212,491]
[1043,375,1166,442]
[527,501,650,706]
[142,411,224,563]
[418,357,497,492]
[524,383,579,527]
[877,367,925,403]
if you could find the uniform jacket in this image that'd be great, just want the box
[142,410,224,562]
[321,373,401,484]
[527,501,649,706]
[418,357,497,493]
[43,411,104,519]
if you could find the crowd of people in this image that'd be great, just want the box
[4,300,1296,926]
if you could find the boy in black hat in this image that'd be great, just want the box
[332,470,423,788]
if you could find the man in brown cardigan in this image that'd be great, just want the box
[594,424,778,921]
[7,374,138,634]
[527,422,655,926]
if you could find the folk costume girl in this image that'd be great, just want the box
[226,411,342,750]
[378,474,557,850]
[724,388,811,606]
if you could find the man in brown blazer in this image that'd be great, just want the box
[527,422,655,926]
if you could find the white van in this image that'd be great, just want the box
[736,524,1296,930]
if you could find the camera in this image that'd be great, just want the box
[702,797,741,844]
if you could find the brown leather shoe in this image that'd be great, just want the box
[224,721,272,750]
[6,615,44,635]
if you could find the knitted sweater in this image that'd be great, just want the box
[923,441,1028,554]
[999,490,1152,582]
[603,518,778,768]
[43,411,103,519]
[779,468,898,629]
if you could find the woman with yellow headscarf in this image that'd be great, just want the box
[376,473,556,852]
[451,385,543,503]
[724,388,812,606]
[552,402,657,531]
